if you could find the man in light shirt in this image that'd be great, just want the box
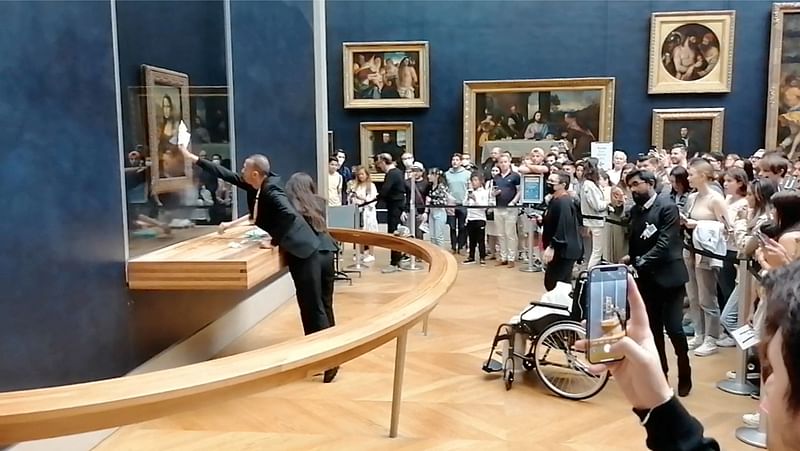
[327,156,342,207]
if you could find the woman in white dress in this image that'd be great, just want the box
[350,166,378,263]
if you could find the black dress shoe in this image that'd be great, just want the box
[323,366,339,383]
[678,378,692,397]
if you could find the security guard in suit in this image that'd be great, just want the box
[623,169,692,397]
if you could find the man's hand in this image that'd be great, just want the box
[619,255,631,265]
[178,144,198,163]
[543,246,554,264]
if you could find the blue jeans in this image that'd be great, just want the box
[428,208,447,247]
[721,283,740,334]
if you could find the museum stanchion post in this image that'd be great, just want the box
[716,259,756,396]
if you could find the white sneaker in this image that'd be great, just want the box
[694,337,719,357]
[726,370,736,380]
[742,412,760,427]
[716,336,736,348]
[362,255,375,263]
[688,335,705,350]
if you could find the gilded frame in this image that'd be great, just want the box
[359,121,414,182]
[651,108,725,154]
[462,77,615,162]
[765,3,800,153]
[142,64,192,194]
[648,10,735,94]
[343,41,430,109]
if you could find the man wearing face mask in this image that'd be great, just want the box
[623,169,692,397]
[540,171,583,290]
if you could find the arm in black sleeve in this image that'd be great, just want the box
[639,397,720,451]
[636,203,679,270]
[196,159,250,191]
[378,171,394,201]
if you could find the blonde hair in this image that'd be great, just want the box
[689,158,715,181]
[354,165,372,187]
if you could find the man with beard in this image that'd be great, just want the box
[622,169,692,397]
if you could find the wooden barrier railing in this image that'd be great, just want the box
[0,229,458,444]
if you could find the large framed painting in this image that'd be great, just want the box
[142,64,192,194]
[359,121,413,182]
[343,41,430,109]
[463,78,615,163]
[766,3,800,159]
[652,108,725,156]
[648,11,735,94]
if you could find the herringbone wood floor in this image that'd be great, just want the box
[96,250,754,450]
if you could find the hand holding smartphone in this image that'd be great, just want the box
[586,264,629,364]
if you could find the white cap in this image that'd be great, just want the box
[412,161,425,171]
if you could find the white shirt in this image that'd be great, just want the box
[466,187,489,221]
[327,172,342,207]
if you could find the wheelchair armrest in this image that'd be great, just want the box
[529,300,570,311]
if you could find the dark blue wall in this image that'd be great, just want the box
[116,0,228,153]
[327,0,772,170]
[230,0,316,209]
[0,1,132,390]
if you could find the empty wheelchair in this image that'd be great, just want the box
[481,272,609,400]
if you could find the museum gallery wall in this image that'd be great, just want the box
[326,0,771,170]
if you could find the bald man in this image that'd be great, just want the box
[180,146,339,381]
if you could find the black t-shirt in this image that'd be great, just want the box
[493,171,521,207]
[379,167,406,204]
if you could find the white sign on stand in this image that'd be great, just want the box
[590,142,613,171]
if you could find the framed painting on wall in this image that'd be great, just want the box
[648,11,735,94]
[463,78,615,163]
[766,3,800,159]
[651,108,724,156]
[142,64,192,194]
[343,41,429,109]
[359,121,413,182]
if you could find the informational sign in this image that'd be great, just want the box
[591,142,614,171]
[521,174,544,204]
[731,324,760,350]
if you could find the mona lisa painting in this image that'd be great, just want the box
[142,65,191,194]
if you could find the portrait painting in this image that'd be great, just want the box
[343,41,429,109]
[359,122,413,181]
[142,65,191,194]
[651,108,724,156]
[648,11,735,94]
[766,4,800,159]
[463,78,615,163]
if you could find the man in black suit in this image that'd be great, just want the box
[623,169,692,397]
[374,153,406,273]
[180,146,339,381]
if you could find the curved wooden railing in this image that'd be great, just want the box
[0,229,458,444]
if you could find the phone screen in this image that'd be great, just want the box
[587,264,629,364]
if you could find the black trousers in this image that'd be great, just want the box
[286,249,336,334]
[717,250,738,310]
[386,202,403,266]
[544,255,576,291]
[447,207,467,251]
[466,219,486,260]
[638,278,690,381]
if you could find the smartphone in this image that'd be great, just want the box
[754,230,769,246]
[587,264,629,364]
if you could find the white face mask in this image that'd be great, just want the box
[402,158,414,166]
[337,156,345,165]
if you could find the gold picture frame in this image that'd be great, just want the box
[766,3,800,157]
[142,64,192,194]
[463,77,615,163]
[359,121,414,182]
[343,41,430,109]
[652,108,725,155]
[648,10,735,94]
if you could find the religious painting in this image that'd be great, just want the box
[463,78,615,163]
[142,65,192,194]
[651,108,724,156]
[766,4,800,159]
[359,122,413,182]
[343,41,429,109]
[648,11,735,94]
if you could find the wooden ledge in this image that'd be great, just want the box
[128,230,283,290]
[0,229,458,443]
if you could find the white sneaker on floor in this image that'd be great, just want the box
[726,370,736,380]
[688,335,705,350]
[716,336,736,348]
[694,337,719,356]
[362,255,375,263]
[742,412,760,427]
[381,265,399,274]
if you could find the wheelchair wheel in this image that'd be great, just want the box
[533,321,609,400]
[503,356,515,390]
